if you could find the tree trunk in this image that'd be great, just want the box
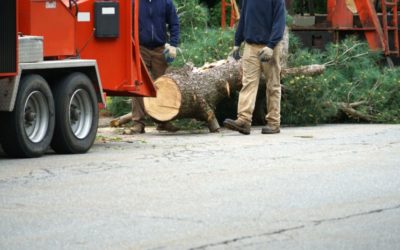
[144,60,242,132]
[109,112,133,127]
[143,59,325,132]
[112,61,325,130]
[111,24,331,131]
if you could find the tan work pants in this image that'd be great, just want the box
[132,46,168,122]
[237,42,282,128]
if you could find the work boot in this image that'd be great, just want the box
[223,118,251,135]
[261,125,280,134]
[129,121,145,134]
[156,122,180,132]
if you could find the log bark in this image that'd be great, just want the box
[281,64,325,78]
[111,61,326,130]
[142,59,325,132]
[144,59,242,132]
[337,102,374,121]
[109,112,133,127]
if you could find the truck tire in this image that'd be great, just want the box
[51,72,98,154]
[0,74,55,158]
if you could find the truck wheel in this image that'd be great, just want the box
[51,72,98,154]
[0,74,55,158]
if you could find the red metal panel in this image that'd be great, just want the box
[221,0,236,29]
[18,0,75,58]
[354,0,385,51]
[381,0,399,56]
[327,0,354,28]
[221,0,227,29]
[75,0,155,97]
[16,0,155,97]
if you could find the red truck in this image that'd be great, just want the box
[0,0,155,157]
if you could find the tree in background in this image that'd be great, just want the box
[108,0,400,126]
[173,0,234,66]
[287,0,327,15]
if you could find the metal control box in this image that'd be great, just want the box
[94,1,119,38]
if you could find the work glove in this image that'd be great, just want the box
[228,46,241,60]
[258,46,274,62]
[163,43,177,63]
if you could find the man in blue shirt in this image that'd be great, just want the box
[131,0,180,133]
[224,0,286,135]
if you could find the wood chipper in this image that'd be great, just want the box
[0,0,156,157]
[290,0,399,64]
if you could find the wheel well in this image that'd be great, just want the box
[21,67,104,104]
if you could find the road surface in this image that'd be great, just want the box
[1,124,399,249]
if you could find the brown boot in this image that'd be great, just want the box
[129,121,145,134]
[261,125,280,134]
[223,119,251,135]
[156,122,180,132]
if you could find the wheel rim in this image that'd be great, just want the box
[24,91,49,143]
[69,89,93,139]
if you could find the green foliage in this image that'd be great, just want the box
[172,0,235,68]
[209,2,222,27]
[282,36,400,125]
[286,13,294,26]
[108,1,400,126]
[108,0,232,117]
[282,74,337,125]
[363,67,400,123]
[173,28,234,67]
[174,0,209,39]
[173,118,208,130]
[107,97,131,117]
[289,0,327,14]
[173,0,234,67]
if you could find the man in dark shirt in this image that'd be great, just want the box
[131,0,180,133]
[224,0,286,135]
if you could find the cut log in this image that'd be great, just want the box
[143,59,325,132]
[337,102,374,121]
[143,59,242,132]
[281,64,325,78]
[110,112,133,127]
[145,77,182,122]
[112,62,325,129]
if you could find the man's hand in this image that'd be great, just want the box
[164,43,177,63]
[258,46,274,62]
[228,46,241,60]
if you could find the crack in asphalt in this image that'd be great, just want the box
[188,225,306,250]
[312,204,400,225]
[0,161,135,185]
[136,215,204,224]
[188,204,400,249]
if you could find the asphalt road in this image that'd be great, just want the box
[1,124,400,250]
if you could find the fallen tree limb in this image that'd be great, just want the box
[142,60,326,132]
[337,102,374,121]
[112,59,326,130]
[144,59,241,132]
[348,101,368,108]
[112,28,323,131]
[109,112,132,127]
[281,64,325,78]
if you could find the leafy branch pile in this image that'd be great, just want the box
[107,0,233,119]
[282,36,400,125]
[108,0,399,126]
[173,0,234,67]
